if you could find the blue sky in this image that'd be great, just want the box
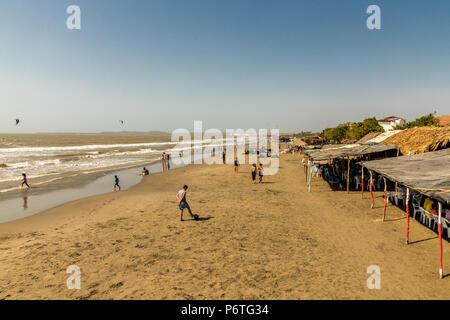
[0,0,449,133]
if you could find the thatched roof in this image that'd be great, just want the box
[381,126,450,155]
[357,132,381,144]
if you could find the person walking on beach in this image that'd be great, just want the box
[162,152,167,171]
[222,151,226,164]
[251,163,257,184]
[234,158,239,174]
[21,173,30,189]
[258,163,264,183]
[114,175,121,191]
[176,185,195,221]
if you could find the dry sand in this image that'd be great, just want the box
[0,154,449,299]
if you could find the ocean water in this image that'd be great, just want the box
[0,133,175,195]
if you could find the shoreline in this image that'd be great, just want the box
[0,159,178,224]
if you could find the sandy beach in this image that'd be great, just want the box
[0,153,449,300]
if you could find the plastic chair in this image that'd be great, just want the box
[412,204,423,221]
[354,175,361,190]
[422,209,433,228]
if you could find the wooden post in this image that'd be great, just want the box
[395,147,400,193]
[347,158,350,194]
[439,202,443,279]
[405,188,410,244]
[370,171,374,209]
[308,165,312,193]
[305,160,308,184]
[382,177,387,221]
[361,166,364,199]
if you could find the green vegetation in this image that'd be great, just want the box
[293,131,319,138]
[352,117,385,140]
[395,112,439,129]
[320,117,384,143]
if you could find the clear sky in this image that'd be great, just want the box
[1,0,449,133]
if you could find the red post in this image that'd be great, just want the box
[439,202,443,279]
[405,188,410,244]
[361,167,364,199]
[370,171,374,209]
[382,178,387,221]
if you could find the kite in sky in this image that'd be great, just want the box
[15,119,20,126]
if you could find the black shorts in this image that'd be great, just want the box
[251,172,256,180]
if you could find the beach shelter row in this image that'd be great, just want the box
[305,143,398,192]
[361,149,450,278]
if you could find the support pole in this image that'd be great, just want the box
[347,158,350,194]
[306,162,309,184]
[308,163,311,193]
[382,177,387,222]
[395,147,400,193]
[439,202,443,279]
[361,166,364,199]
[370,171,374,209]
[405,188,410,244]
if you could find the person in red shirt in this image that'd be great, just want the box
[258,164,263,183]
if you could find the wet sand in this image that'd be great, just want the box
[0,160,178,223]
[0,154,449,299]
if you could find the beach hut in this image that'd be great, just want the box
[361,149,450,278]
[306,143,398,193]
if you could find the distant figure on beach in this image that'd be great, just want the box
[162,152,167,171]
[114,175,121,191]
[258,164,264,183]
[234,158,239,174]
[142,167,149,176]
[176,185,195,221]
[21,173,30,189]
[166,153,170,162]
[223,151,226,164]
[251,163,257,183]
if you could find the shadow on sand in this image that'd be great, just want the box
[408,236,438,245]
[190,216,214,222]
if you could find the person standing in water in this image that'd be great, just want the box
[114,175,121,191]
[21,173,30,189]
[176,185,195,221]
[234,158,239,174]
[162,152,167,171]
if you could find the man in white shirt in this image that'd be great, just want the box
[176,185,195,221]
